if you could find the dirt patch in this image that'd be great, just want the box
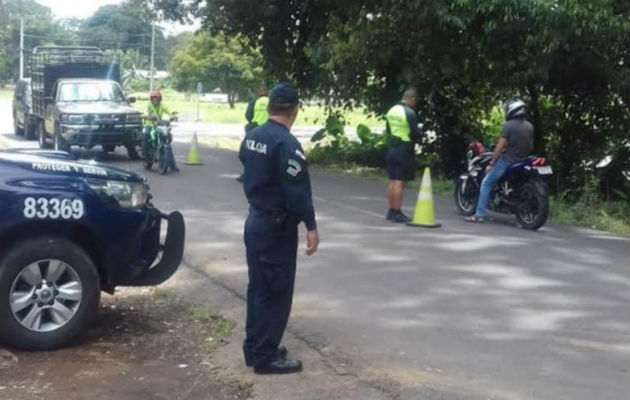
[0,287,251,400]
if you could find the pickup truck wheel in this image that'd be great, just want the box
[13,112,24,136]
[53,124,70,152]
[126,144,140,160]
[38,120,51,149]
[24,116,36,140]
[0,237,100,350]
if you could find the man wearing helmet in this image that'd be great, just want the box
[465,99,534,223]
[147,90,170,119]
[143,90,171,156]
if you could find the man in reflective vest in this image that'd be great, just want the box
[385,88,423,223]
[238,85,270,182]
[143,90,172,157]
[245,85,269,132]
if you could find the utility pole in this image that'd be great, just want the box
[150,23,155,91]
[19,19,24,79]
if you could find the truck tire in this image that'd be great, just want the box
[126,144,140,160]
[24,115,36,140]
[53,124,70,153]
[38,120,51,149]
[13,112,24,136]
[0,237,100,350]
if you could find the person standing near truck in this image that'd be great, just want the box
[244,85,269,133]
[385,88,423,223]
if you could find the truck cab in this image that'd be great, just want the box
[42,78,143,157]
[0,149,185,350]
[30,46,143,159]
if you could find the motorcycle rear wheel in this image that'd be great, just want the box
[516,178,549,230]
[454,178,478,216]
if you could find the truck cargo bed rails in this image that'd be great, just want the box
[31,46,121,117]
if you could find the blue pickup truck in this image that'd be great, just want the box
[0,149,185,350]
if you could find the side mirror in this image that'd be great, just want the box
[127,97,136,103]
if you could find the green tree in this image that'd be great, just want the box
[152,0,629,195]
[170,31,263,108]
[79,1,167,68]
[0,0,76,86]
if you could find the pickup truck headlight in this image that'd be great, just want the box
[86,178,149,208]
[60,114,86,124]
[126,114,142,125]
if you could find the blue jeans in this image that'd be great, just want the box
[475,158,510,218]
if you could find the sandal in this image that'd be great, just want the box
[464,215,485,223]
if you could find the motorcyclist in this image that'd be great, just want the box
[464,99,534,223]
[143,90,178,172]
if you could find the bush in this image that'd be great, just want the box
[309,116,389,168]
[550,177,629,236]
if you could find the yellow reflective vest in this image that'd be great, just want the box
[252,96,269,126]
[385,104,411,142]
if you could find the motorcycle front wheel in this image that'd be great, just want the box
[516,178,549,230]
[158,147,169,175]
[454,177,478,216]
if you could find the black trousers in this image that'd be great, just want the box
[243,211,298,367]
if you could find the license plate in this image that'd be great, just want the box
[535,166,553,175]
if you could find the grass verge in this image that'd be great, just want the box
[0,88,12,99]
[550,197,629,236]
[129,89,379,127]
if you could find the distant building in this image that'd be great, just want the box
[133,70,171,80]
[201,88,228,103]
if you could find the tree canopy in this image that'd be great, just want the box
[0,0,74,85]
[153,0,630,191]
[170,31,263,107]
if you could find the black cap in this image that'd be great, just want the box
[269,82,299,105]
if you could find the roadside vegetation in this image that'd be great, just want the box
[129,89,378,127]
[3,0,628,235]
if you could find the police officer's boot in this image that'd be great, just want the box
[245,345,287,367]
[254,356,302,375]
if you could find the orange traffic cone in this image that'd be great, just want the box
[407,167,441,228]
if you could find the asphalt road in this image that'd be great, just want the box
[2,99,629,400]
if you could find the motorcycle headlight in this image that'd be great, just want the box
[86,178,149,208]
[60,114,86,124]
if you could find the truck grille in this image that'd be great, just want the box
[89,114,124,123]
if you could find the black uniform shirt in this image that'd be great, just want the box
[239,119,317,231]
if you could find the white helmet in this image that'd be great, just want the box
[504,99,526,120]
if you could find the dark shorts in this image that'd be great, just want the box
[387,145,416,181]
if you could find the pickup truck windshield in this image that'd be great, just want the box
[58,82,125,102]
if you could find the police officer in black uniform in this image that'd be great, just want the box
[239,82,320,374]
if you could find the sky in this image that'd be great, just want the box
[35,0,199,35]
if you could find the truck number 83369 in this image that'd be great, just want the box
[23,197,85,220]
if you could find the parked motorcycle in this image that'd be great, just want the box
[143,115,178,175]
[455,149,553,230]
